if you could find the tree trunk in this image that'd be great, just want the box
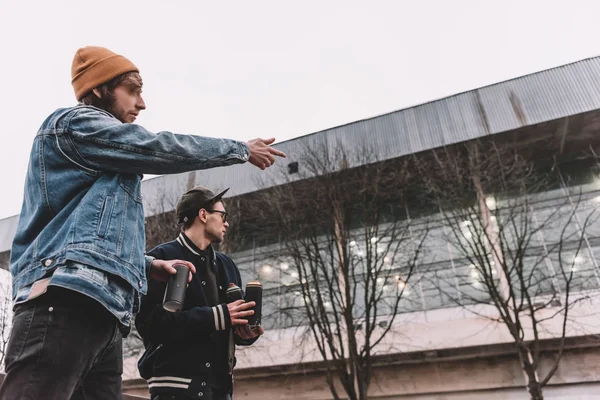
[523,362,544,400]
[358,378,369,400]
[527,382,544,400]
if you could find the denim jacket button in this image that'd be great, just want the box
[139,281,143,287]
[44,259,53,267]
[205,362,210,368]
[202,281,206,286]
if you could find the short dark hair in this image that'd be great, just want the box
[79,71,142,114]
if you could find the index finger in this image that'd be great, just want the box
[269,148,287,158]
[178,260,196,274]
[237,301,256,310]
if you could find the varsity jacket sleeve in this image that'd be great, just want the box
[220,253,261,347]
[135,247,233,343]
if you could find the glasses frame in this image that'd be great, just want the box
[205,209,228,222]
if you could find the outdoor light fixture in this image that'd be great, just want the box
[261,264,273,274]
[574,255,586,264]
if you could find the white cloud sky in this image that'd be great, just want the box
[1,0,600,219]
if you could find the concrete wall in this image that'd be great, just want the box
[124,346,600,399]
[233,347,600,399]
[229,297,600,371]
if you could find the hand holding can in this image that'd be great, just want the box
[162,264,188,312]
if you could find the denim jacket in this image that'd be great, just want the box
[10,105,250,326]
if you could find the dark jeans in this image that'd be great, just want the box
[0,287,123,400]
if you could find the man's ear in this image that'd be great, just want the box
[198,209,208,223]
[92,88,102,98]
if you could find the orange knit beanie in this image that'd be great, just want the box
[71,46,139,101]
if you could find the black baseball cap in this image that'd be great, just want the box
[176,186,229,224]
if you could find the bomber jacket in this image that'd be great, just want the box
[136,233,258,398]
[10,105,250,327]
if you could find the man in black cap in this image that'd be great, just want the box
[136,186,262,400]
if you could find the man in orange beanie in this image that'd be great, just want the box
[0,46,286,399]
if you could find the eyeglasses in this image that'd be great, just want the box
[205,209,228,223]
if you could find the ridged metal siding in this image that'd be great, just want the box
[3,57,600,252]
[139,57,600,218]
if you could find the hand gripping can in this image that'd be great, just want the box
[162,264,188,312]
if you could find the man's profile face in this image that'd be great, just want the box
[204,201,229,244]
[111,74,146,123]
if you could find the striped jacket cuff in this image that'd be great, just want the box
[212,304,230,331]
[148,376,191,390]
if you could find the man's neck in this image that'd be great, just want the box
[183,228,211,251]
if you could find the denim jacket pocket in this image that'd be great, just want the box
[97,195,115,238]
[118,174,142,203]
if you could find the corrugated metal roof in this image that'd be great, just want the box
[139,57,600,216]
[2,56,600,252]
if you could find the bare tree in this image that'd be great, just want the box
[0,272,11,370]
[233,140,427,400]
[416,140,599,400]
[144,189,181,251]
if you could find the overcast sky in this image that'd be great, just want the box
[1,0,600,220]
